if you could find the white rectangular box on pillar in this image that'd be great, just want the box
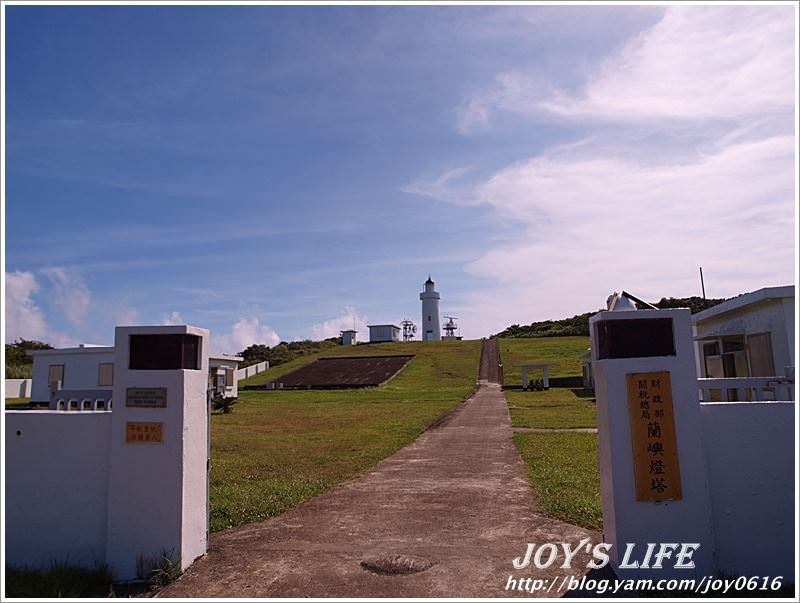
[590,307,715,579]
[105,325,209,581]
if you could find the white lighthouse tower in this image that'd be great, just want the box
[420,275,441,341]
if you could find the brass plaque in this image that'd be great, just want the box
[125,422,164,444]
[126,387,167,408]
[626,372,682,501]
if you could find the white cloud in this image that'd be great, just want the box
[5,271,48,343]
[415,5,796,338]
[212,317,281,355]
[459,6,794,129]
[5,271,75,346]
[310,306,369,341]
[161,311,184,325]
[40,266,92,327]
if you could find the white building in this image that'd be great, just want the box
[341,329,357,346]
[693,285,794,380]
[368,324,401,343]
[28,342,242,408]
[419,276,441,341]
[28,344,115,408]
[208,354,244,398]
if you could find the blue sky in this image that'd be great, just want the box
[3,4,796,352]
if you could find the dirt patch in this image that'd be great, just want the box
[269,355,414,389]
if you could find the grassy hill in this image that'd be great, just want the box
[211,339,481,531]
[494,295,727,338]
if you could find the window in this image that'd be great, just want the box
[129,334,201,370]
[48,364,65,386]
[428,315,431,321]
[98,363,114,386]
[747,333,775,377]
[595,318,675,359]
[225,368,234,387]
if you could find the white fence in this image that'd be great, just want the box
[699,401,795,577]
[6,411,113,568]
[236,361,268,381]
[698,376,794,402]
[5,379,32,398]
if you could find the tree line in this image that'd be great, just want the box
[493,296,727,338]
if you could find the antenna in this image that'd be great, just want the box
[443,316,459,338]
[400,319,417,342]
[699,266,707,308]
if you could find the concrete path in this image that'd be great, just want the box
[161,340,598,598]
[512,427,598,434]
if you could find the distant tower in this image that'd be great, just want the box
[400,319,417,342]
[419,275,441,342]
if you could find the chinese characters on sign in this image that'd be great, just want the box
[126,388,167,408]
[626,372,682,501]
[125,422,164,444]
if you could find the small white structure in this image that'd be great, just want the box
[419,276,441,341]
[580,349,592,388]
[693,285,794,401]
[6,325,211,581]
[341,329,357,346]
[515,362,554,390]
[209,354,243,398]
[368,324,401,343]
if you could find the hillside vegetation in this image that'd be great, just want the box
[494,296,727,338]
[4,340,53,379]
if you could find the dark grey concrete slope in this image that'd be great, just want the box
[160,341,598,598]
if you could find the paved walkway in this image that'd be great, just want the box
[161,340,598,597]
[512,427,598,434]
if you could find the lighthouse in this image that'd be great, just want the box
[419,276,441,341]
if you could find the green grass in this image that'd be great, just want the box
[497,336,589,385]
[5,562,114,598]
[4,397,30,409]
[513,432,602,530]
[505,388,597,429]
[211,339,481,531]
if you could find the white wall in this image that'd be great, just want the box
[700,401,795,578]
[30,349,115,403]
[5,411,112,569]
[369,326,399,342]
[235,361,268,381]
[5,378,32,398]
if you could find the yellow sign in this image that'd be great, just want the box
[125,422,164,444]
[626,372,682,501]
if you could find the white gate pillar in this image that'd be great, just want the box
[590,307,715,579]
[105,325,209,581]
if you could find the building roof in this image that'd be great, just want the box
[340,329,358,334]
[367,324,401,329]
[692,285,794,323]
[209,354,243,363]
[27,346,114,357]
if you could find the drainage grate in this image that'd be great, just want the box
[360,554,435,576]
